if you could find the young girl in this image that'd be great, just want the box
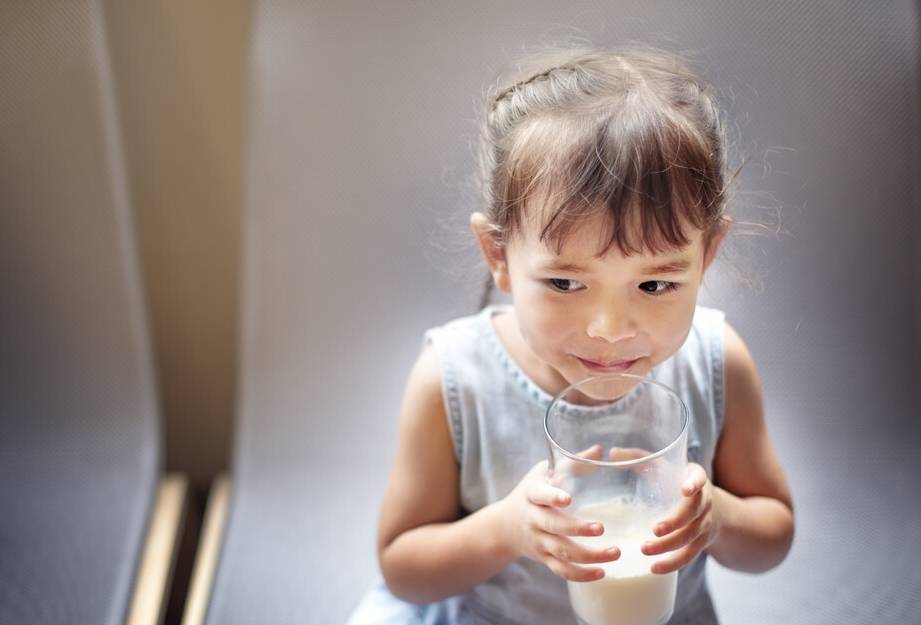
[346,45,794,625]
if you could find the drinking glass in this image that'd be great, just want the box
[544,373,689,625]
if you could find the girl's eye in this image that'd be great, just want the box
[638,280,680,295]
[546,278,585,293]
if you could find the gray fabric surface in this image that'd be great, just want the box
[207,2,920,624]
[0,2,160,624]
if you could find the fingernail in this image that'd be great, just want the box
[605,547,620,558]
[589,523,603,535]
[655,523,669,536]
[642,541,655,554]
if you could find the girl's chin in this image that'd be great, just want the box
[559,375,645,405]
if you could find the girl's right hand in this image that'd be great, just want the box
[496,456,621,582]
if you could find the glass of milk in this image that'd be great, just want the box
[544,373,689,625]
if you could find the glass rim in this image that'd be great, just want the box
[543,373,689,468]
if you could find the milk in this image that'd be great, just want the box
[568,499,677,625]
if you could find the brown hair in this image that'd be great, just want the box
[476,45,741,309]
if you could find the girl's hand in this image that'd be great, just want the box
[641,462,723,574]
[496,459,621,582]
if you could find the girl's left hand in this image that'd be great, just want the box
[641,462,723,574]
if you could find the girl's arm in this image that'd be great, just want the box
[707,321,795,572]
[376,343,515,603]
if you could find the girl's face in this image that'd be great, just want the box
[473,210,723,399]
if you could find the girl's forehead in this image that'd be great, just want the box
[543,237,699,266]
[514,209,704,262]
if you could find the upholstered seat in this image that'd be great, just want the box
[0,3,182,624]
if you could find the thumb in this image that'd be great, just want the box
[682,463,708,496]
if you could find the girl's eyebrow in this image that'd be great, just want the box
[640,258,693,274]
[539,258,693,274]
[540,260,590,273]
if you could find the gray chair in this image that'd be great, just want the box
[189,2,920,624]
[0,2,185,624]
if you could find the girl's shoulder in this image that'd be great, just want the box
[423,305,494,335]
[689,304,726,342]
[675,305,727,380]
[420,305,499,359]
[657,304,726,384]
[419,304,543,413]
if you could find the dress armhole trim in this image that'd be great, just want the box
[424,329,463,463]
[711,313,726,436]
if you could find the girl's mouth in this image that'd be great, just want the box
[575,356,640,373]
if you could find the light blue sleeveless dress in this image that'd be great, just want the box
[346,304,726,625]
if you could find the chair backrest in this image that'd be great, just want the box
[210,2,920,623]
[0,2,160,623]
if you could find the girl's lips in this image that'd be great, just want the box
[576,356,640,373]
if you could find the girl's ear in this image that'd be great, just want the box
[702,216,731,274]
[470,212,512,293]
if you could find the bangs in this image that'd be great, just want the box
[499,103,725,257]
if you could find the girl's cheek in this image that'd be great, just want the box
[532,305,567,337]
[520,309,562,352]
[659,313,695,355]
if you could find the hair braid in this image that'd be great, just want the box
[489,64,576,112]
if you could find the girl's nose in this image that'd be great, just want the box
[586,309,638,343]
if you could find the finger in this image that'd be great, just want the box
[643,508,709,556]
[653,485,708,537]
[579,444,604,459]
[541,534,621,565]
[649,533,709,575]
[682,463,708,497]
[543,554,605,583]
[553,444,605,480]
[608,446,680,483]
[526,460,571,501]
[608,446,653,462]
[525,479,574,508]
[608,446,658,477]
[529,506,605,537]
